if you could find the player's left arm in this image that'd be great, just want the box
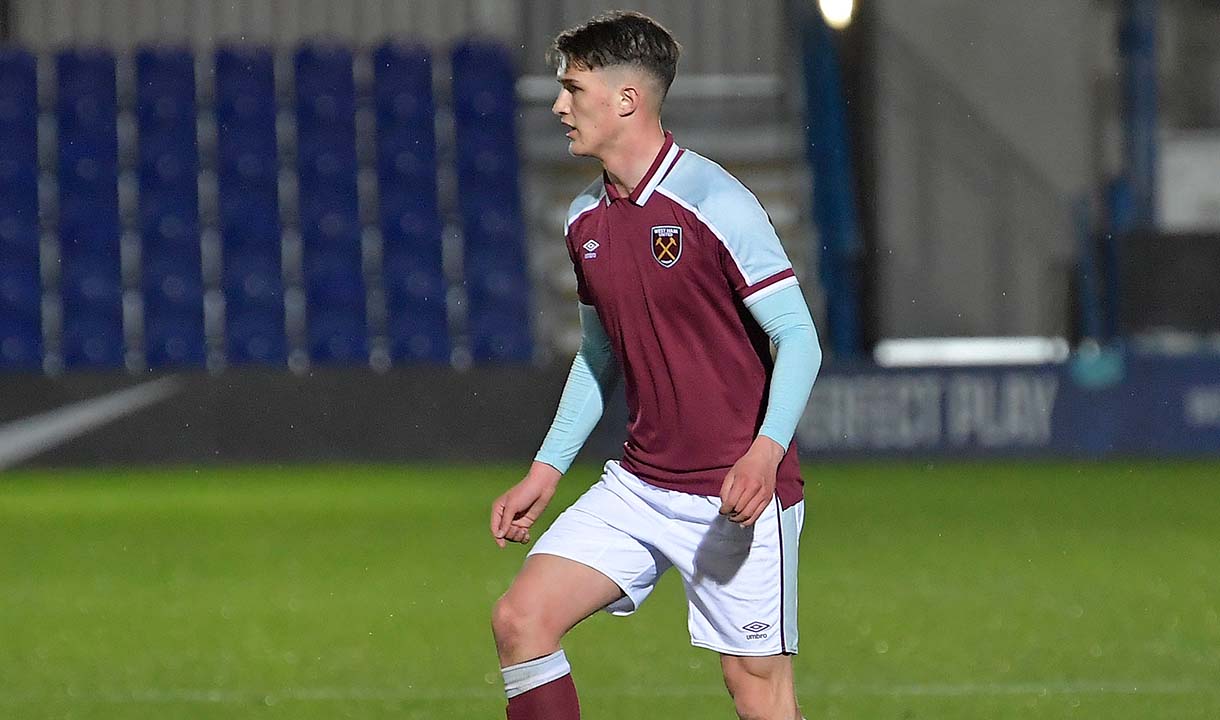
[719,284,822,526]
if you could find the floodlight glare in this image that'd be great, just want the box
[818,0,855,30]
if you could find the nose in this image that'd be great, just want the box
[551,90,569,118]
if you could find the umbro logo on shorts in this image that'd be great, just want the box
[742,621,771,639]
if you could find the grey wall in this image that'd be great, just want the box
[873,0,1094,339]
[0,367,628,469]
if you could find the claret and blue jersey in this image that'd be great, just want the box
[564,132,804,507]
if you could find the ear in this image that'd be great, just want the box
[617,84,641,117]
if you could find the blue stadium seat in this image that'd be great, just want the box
[62,314,124,369]
[222,252,283,312]
[145,311,205,367]
[454,128,519,191]
[468,315,532,364]
[0,265,42,369]
[143,255,203,311]
[373,43,433,122]
[218,188,280,252]
[378,135,438,194]
[384,312,448,363]
[450,40,531,364]
[299,197,359,246]
[60,255,122,313]
[0,266,40,312]
[301,248,364,308]
[139,188,199,251]
[380,193,441,242]
[0,197,38,261]
[307,309,368,364]
[451,41,517,122]
[58,196,121,259]
[0,49,37,119]
[215,47,275,121]
[225,307,285,365]
[382,250,445,307]
[0,314,41,370]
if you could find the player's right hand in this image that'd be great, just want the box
[491,462,562,548]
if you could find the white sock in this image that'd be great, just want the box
[500,649,572,699]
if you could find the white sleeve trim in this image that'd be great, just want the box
[564,196,603,235]
[742,275,799,307]
[655,186,754,286]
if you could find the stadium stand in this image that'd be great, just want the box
[0,35,541,374]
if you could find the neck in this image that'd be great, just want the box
[602,121,666,197]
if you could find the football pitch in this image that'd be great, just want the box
[1,460,1218,719]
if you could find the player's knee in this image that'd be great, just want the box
[725,683,775,720]
[491,594,548,652]
[491,594,523,646]
[722,659,796,720]
[730,690,797,720]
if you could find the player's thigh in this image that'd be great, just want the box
[495,552,625,642]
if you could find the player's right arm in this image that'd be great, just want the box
[491,304,619,547]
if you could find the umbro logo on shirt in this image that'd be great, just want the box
[583,239,599,259]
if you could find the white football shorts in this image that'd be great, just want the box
[529,460,804,656]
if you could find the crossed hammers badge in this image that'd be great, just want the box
[651,225,682,268]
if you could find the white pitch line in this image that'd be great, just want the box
[0,377,182,470]
[0,680,1212,706]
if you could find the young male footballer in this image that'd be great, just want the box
[490,11,822,720]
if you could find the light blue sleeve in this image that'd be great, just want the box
[749,284,822,449]
[533,304,620,474]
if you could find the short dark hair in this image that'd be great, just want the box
[549,11,681,100]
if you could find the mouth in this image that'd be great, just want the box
[563,124,576,138]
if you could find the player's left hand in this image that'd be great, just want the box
[719,436,785,527]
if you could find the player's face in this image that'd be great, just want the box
[551,60,619,159]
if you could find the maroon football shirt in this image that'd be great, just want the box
[564,132,803,507]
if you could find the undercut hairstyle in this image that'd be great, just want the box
[549,11,682,101]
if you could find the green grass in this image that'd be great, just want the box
[1,461,1219,719]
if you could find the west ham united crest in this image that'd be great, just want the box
[651,225,682,268]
